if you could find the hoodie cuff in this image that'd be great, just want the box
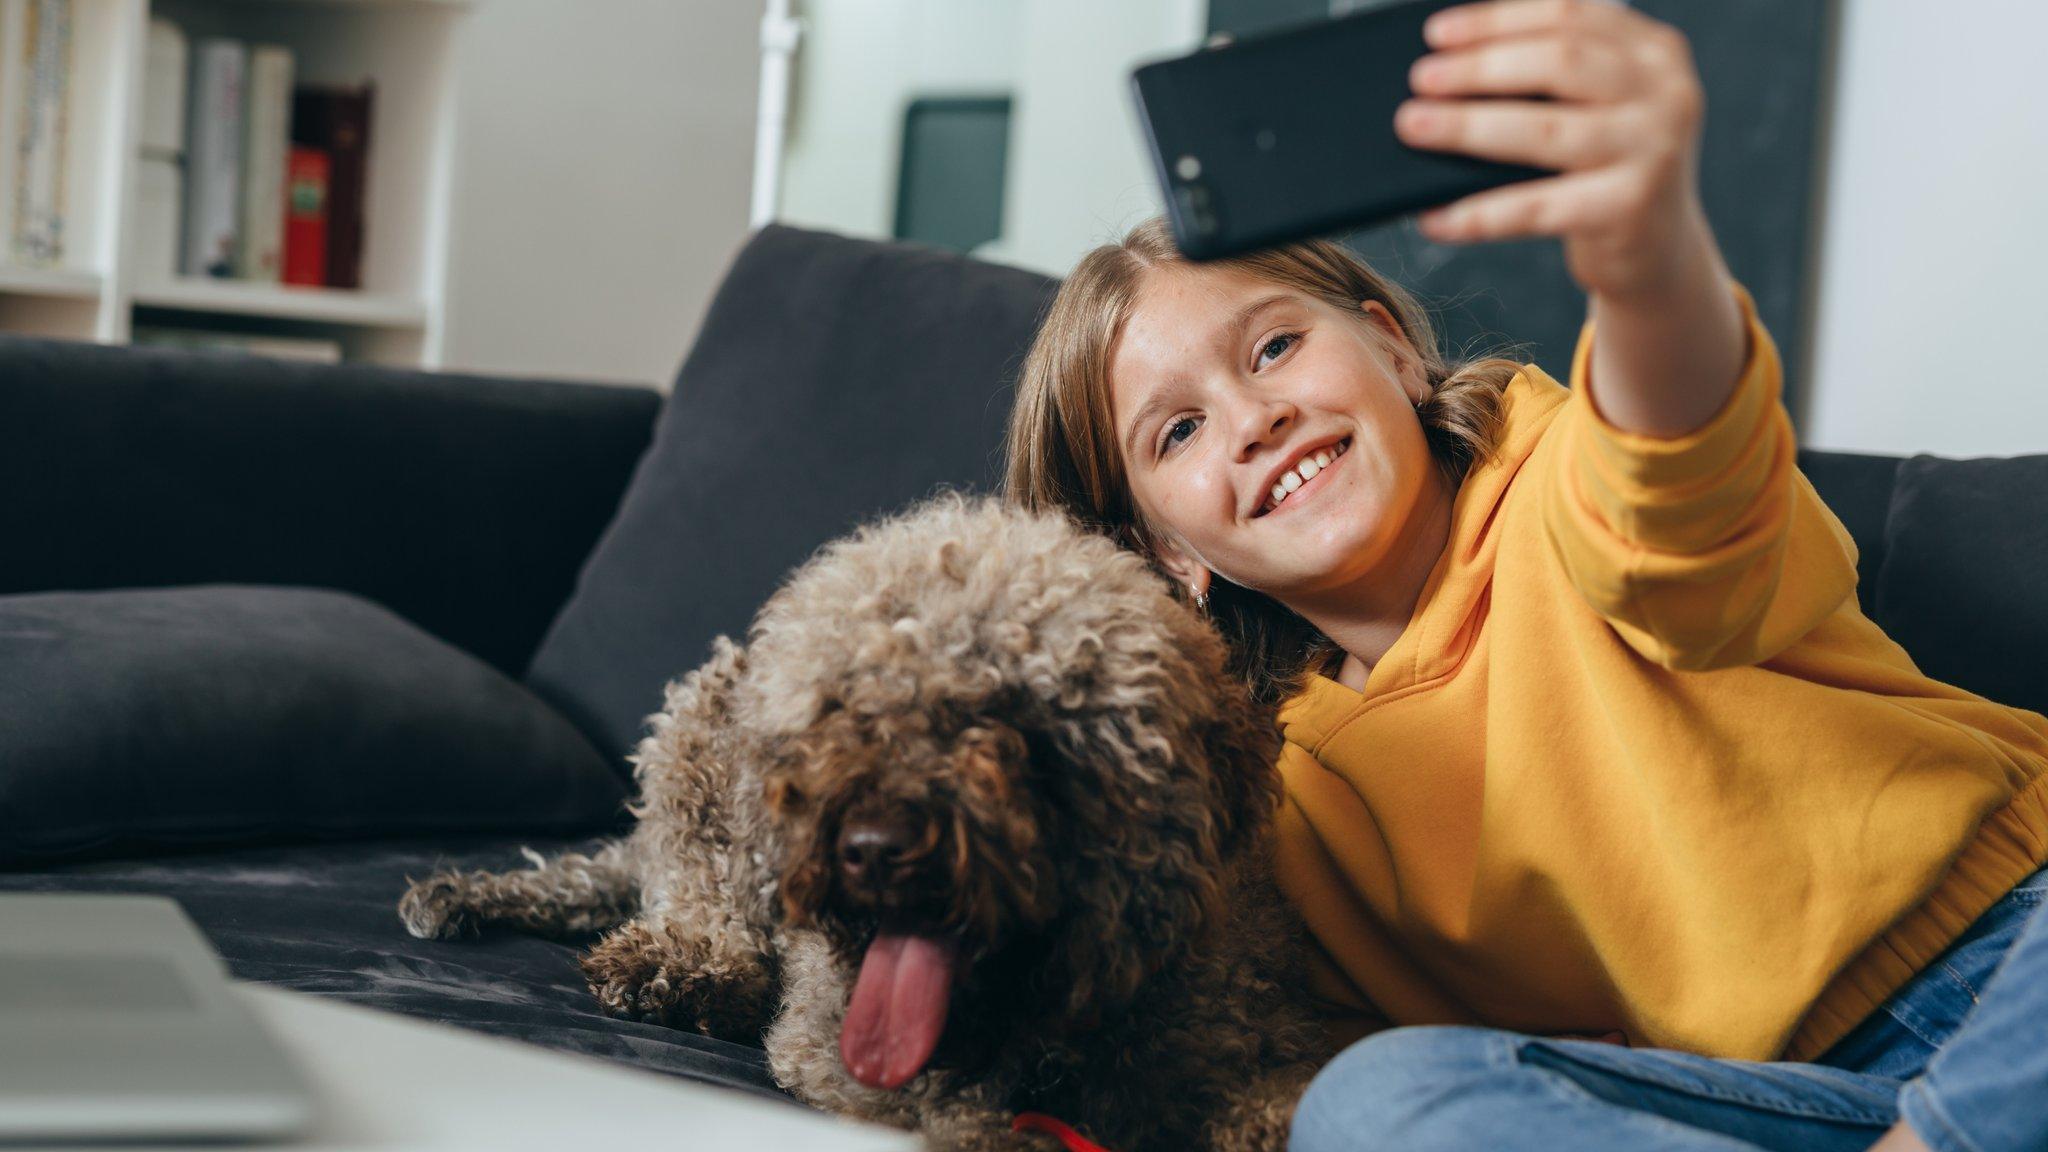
[1562,280,1789,555]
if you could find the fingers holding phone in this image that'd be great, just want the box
[1393,0,1711,299]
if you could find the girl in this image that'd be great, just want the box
[1000,2,2048,1150]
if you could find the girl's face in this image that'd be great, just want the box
[1109,262,1439,601]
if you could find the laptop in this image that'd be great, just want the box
[0,893,313,1143]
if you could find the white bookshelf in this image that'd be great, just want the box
[0,261,101,297]
[0,0,466,368]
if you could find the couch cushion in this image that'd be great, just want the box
[525,224,1058,765]
[1872,454,2048,719]
[0,586,627,864]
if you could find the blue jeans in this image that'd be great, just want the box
[1289,866,2048,1152]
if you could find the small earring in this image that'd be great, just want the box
[1192,585,1210,612]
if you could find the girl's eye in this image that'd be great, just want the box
[1257,331,1299,369]
[1160,415,1199,455]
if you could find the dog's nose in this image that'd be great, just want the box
[837,816,916,887]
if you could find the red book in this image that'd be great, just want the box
[282,147,330,287]
[291,84,373,290]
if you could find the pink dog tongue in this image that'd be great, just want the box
[840,932,957,1089]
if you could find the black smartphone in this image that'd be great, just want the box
[1130,0,1553,260]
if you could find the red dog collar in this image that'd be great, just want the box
[1012,1111,1114,1152]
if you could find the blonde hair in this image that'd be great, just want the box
[1001,215,1527,706]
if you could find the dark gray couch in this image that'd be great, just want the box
[1,223,2041,1107]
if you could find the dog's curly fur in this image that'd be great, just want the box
[399,492,1338,1151]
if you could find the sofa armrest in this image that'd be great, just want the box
[0,336,660,675]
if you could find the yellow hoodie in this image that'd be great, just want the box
[1273,280,2048,1062]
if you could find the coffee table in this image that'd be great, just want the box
[56,982,920,1151]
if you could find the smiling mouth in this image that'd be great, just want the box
[1254,436,1351,518]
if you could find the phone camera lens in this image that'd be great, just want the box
[1176,183,1218,237]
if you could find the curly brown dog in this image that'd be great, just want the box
[397,491,1338,1151]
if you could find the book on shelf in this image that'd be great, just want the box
[291,83,372,291]
[237,44,292,281]
[135,15,187,285]
[181,37,245,279]
[282,146,328,287]
[132,325,342,364]
[1,0,74,269]
[0,2,17,252]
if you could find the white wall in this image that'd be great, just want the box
[777,0,1024,242]
[440,0,1186,388]
[1801,0,2048,457]
[437,0,760,390]
[773,0,1203,279]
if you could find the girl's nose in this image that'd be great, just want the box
[1233,396,1297,461]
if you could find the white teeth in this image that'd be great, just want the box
[1260,438,1349,516]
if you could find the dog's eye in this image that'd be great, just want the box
[1015,727,1059,782]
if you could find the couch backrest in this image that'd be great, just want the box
[1854,453,2048,720]
[1797,447,2047,719]
[0,337,659,676]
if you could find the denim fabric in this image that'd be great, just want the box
[1289,867,2048,1152]
[1896,877,2048,1152]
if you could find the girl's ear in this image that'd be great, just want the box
[1359,299,1427,403]
[1149,533,1208,594]
[1131,513,1210,599]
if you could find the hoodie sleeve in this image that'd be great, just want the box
[1540,280,1861,671]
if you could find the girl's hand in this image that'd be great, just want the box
[1393,0,1711,303]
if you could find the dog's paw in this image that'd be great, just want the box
[397,874,481,941]
[581,921,775,1039]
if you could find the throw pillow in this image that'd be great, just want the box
[0,585,628,864]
